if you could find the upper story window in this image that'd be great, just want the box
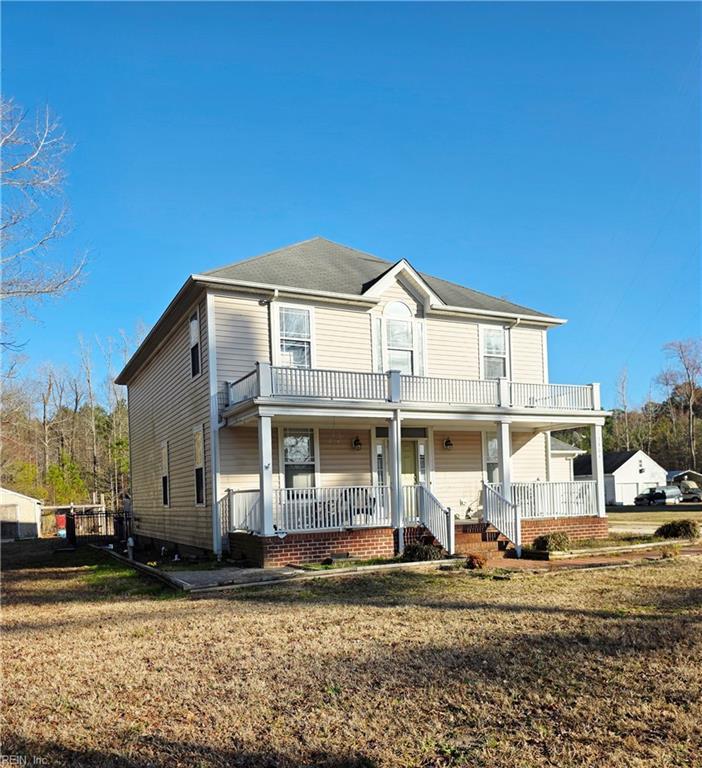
[189,310,201,378]
[279,307,311,368]
[482,326,507,379]
[385,301,414,375]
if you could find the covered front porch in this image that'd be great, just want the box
[215,400,608,563]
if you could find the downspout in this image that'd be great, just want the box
[206,292,223,556]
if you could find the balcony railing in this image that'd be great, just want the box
[227,363,601,412]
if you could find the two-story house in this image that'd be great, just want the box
[116,237,609,566]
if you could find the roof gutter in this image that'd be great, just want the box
[428,303,567,327]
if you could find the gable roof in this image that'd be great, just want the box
[550,435,582,453]
[117,236,563,384]
[204,237,557,320]
[573,450,639,476]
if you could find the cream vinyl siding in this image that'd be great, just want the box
[550,454,575,482]
[218,427,280,495]
[426,316,480,379]
[213,293,270,388]
[375,278,424,317]
[314,307,373,371]
[432,431,483,516]
[318,429,372,486]
[511,432,548,482]
[510,326,546,383]
[127,293,212,550]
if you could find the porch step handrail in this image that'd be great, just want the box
[416,484,455,555]
[273,485,391,533]
[482,482,521,557]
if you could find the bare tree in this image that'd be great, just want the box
[0,98,85,337]
[662,339,701,470]
[616,367,631,450]
[79,337,99,496]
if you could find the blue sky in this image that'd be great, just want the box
[3,1,700,407]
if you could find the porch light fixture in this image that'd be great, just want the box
[443,437,454,450]
[352,436,363,451]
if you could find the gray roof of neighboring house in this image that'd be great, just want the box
[573,450,640,476]
[550,436,582,453]
[204,237,555,319]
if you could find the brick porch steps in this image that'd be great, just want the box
[454,520,507,556]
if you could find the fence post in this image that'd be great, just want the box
[498,377,511,407]
[226,488,235,530]
[257,361,273,397]
[514,503,522,558]
[387,370,401,403]
[446,507,455,555]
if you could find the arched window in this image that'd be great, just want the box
[384,301,414,374]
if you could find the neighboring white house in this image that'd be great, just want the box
[574,450,667,506]
[0,488,43,540]
[549,435,584,482]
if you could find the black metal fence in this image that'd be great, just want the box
[52,509,132,544]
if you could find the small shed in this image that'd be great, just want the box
[573,449,668,506]
[549,435,584,482]
[0,488,43,539]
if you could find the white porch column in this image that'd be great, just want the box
[389,409,404,551]
[496,420,512,502]
[258,415,274,535]
[590,423,606,517]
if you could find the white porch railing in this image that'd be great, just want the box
[487,480,598,519]
[226,363,601,412]
[483,483,521,557]
[228,371,259,406]
[273,367,388,400]
[219,488,261,535]
[272,485,391,533]
[401,376,499,406]
[510,382,595,410]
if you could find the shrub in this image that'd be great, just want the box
[465,552,487,570]
[402,542,445,562]
[532,532,571,552]
[659,544,680,559]
[654,520,700,540]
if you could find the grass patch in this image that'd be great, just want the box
[2,546,701,767]
[569,533,664,549]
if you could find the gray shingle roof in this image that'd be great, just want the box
[550,435,581,453]
[573,450,639,476]
[204,237,554,319]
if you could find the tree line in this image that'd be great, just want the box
[561,339,702,471]
[1,336,132,508]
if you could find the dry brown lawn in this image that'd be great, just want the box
[2,547,701,768]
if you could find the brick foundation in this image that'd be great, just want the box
[520,515,608,546]
[229,527,395,568]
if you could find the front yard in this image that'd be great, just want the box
[2,547,701,767]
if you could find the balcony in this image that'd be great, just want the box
[226,363,601,412]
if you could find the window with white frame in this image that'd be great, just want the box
[194,426,205,506]
[485,432,499,484]
[189,310,201,377]
[279,307,312,368]
[482,326,507,379]
[283,428,315,488]
[161,441,170,506]
[385,301,414,375]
